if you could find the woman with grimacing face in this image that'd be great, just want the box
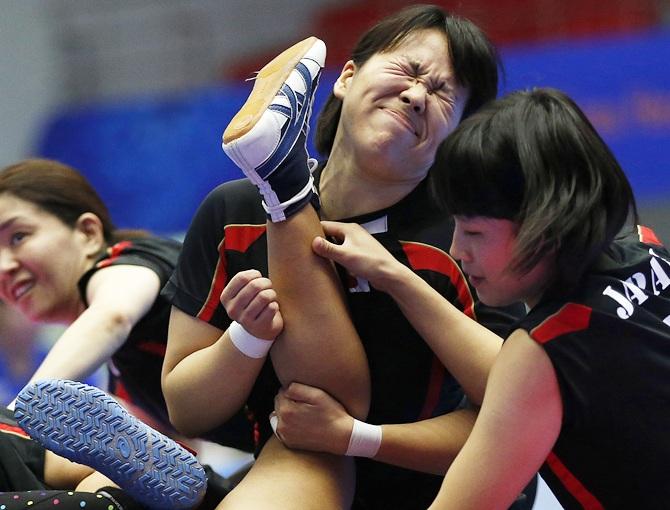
[163,5,534,510]
[322,28,468,200]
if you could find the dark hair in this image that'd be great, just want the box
[0,159,147,244]
[315,4,500,155]
[436,87,638,294]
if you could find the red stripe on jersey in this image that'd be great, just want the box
[530,303,592,345]
[400,241,476,319]
[0,422,30,438]
[224,224,267,252]
[112,379,132,402]
[638,225,663,246]
[546,451,605,509]
[197,245,227,322]
[418,356,445,420]
[400,241,474,417]
[96,240,134,269]
[197,225,266,322]
[137,340,167,356]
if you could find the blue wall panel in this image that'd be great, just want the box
[37,29,670,233]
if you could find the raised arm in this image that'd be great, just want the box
[313,221,502,405]
[9,264,159,409]
[161,269,282,437]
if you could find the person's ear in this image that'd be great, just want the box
[75,212,105,258]
[333,60,356,100]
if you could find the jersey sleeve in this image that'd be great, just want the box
[162,184,231,330]
[162,180,266,331]
[78,237,181,307]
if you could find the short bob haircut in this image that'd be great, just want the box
[314,4,500,156]
[435,87,638,295]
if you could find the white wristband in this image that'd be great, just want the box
[228,321,274,359]
[345,419,382,458]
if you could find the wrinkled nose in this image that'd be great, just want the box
[400,82,427,114]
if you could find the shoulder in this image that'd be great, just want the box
[570,234,670,323]
[100,236,180,267]
[389,181,454,253]
[191,179,266,229]
[520,302,593,346]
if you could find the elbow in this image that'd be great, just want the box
[103,310,136,348]
[166,409,203,438]
[161,372,211,437]
[161,375,197,437]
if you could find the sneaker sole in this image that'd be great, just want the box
[14,380,207,510]
[223,36,322,144]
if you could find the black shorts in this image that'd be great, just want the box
[0,407,48,491]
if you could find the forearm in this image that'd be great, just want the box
[25,306,131,386]
[162,329,264,436]
[384,266,501,404]
[373,409,476,475]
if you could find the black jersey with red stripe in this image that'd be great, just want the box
[164,168,521,508]
[77,236,181,428]
[516,229,670,509]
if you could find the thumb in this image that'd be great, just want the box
[312,235,345,264]
[285,382,322,404]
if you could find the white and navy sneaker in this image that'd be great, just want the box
[14,380,207,510]
[222,36,325,222]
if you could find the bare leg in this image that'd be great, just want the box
[263,202,369,510]
[268,205,370,419]
[221,36,370,416]
[76,471,118,492]
[43,450,96,488]
[221,37,370,508]
[218,436,355,510]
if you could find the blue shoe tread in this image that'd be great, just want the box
[14,380,206,509]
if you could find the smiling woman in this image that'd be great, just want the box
[0,158,217,507]
[0,160,177,416]
[0,194,103,323]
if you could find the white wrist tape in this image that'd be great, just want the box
[228,321,274,359]
[345,419,382,458]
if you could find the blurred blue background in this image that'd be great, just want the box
[33,28,670,234]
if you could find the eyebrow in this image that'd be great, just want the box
[404,57,456,91]
[0,217,19,233]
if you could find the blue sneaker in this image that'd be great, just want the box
[222,36,325,222]
[14,380,207,510]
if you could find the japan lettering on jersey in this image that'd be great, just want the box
[601,229,670,327]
